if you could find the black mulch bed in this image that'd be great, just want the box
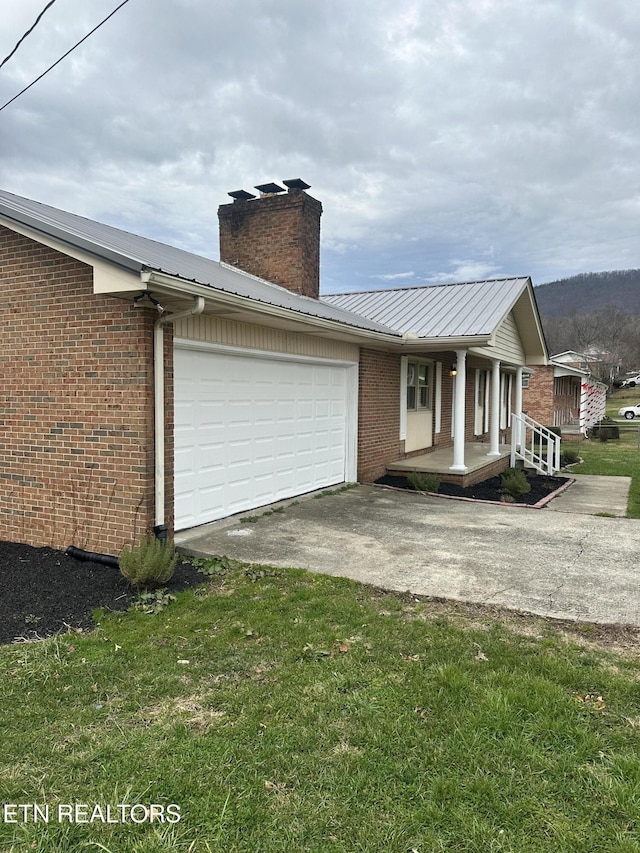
[0,542,207,645]
[376,472,571,504]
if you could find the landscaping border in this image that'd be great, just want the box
[373,476,576,509]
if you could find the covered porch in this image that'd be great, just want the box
[396,348,527,487]
[387,442,513,488]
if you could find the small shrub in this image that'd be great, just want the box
[561,446,580,465]
[195,554,245,577]
[131,589,177,614]
[407,471,440,492]
[118,535,178,590]
[500,468,531,500]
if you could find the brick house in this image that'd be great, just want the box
[0,183,549,555]
[522,355,607,436]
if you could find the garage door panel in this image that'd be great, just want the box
[199,454,225,475]
[174,347,354,529]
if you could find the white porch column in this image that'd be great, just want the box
[514,366,523,451]
[449,349,468,472]
[488,358,501,456]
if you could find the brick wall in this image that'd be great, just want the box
[438,353,455,446]
[218,189,322,298]
[357,349,403,482]
[522,365,554,426]
[0,226,159,554]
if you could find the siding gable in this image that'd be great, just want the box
[488,312,525,364]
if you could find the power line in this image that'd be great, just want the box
[0,0,133,113]
[0,0,59,72]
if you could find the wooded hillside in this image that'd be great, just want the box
[534,269,640,318]
[532,270,640,376]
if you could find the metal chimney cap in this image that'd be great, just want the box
[254,182,285,194]
[228,189,256,201]
[283,178,311,190]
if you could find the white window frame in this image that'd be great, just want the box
[406,359,432,412]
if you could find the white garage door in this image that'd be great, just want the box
[174,343,357,530]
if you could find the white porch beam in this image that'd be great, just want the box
[488,358,501,456]
[449,349,468,473]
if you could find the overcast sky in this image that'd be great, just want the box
[1,0,639,293]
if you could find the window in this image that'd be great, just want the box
[522,375,530,389]
[407,361,431,411]
[501,374,512,429]
[554,377,573,396]
[474,369,490,434]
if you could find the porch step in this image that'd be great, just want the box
[386,444,512,489]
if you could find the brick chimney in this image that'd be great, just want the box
[218,179,322,299]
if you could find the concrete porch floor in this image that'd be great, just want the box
[387,443,513,487]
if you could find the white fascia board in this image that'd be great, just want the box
[508,280,549,364]
[400,334,492,351]
[143,270,403,345]
[552,363,589,378]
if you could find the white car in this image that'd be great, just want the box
[618,403,640,419]
[621,374,640,388]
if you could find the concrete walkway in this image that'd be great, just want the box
[546,474,631,516]
[176,478,640,627]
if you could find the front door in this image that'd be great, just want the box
[405,360,433,452]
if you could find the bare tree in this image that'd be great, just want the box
[542,307,640,382]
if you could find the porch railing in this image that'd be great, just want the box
[510,412,561,476]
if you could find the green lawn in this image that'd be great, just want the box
[2,558,640,852]
[569,392,640,516]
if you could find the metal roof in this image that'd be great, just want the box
[0,190,396,337]
[322,278,531,338]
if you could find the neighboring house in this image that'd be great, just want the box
[522,355,607,435]
[552,348,620,386]
[550,350,592,371]
[0,183,549,555]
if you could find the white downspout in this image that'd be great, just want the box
[153,296,205,538]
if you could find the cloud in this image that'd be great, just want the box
[372,271,415,281]
[2,0,640,290]
[426,261,502,285]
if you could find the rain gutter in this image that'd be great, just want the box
[141,270,402,345]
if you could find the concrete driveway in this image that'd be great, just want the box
[176,484,640,627]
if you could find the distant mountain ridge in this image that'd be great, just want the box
[533,269,640,318]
